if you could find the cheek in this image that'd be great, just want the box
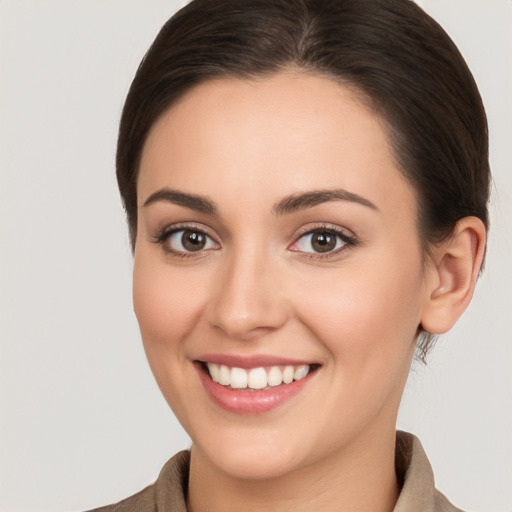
[294,251,425,363]
[132,250,211,421]
[292,254,425,431]
[132,251,204,359]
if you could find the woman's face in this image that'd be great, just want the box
[134,72,432,480]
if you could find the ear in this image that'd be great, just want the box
[421,217,487,335]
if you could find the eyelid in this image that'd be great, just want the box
[151,221,356,259]
[292,222,355,239]
[152,222,221,256]
[288,223,357,258]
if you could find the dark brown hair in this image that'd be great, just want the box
[116,0,490,359]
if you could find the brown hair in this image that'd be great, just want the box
[116,0,490,359]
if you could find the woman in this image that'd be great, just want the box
[83,0,490,510]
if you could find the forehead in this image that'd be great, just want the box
[138,71,414,218]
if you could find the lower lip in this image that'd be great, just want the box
[195,363,315,414]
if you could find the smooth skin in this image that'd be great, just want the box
[133,71,486,512]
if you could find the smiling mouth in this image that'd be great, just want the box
[199,362,320,391]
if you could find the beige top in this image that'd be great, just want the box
[88,431,462,512]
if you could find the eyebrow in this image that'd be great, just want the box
[272,189,379,216]
[142,187,378,216]
[142,188,217,214]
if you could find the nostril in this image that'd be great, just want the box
[212,322,281,342]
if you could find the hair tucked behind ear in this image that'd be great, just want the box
[116,0,490,361]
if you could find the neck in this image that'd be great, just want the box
[187,425,400,512]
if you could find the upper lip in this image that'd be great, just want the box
[196,353,317,369]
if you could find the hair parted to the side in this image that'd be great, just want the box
[116,0,490,361]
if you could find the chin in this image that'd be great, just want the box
[204,446,303,481]
[191,425,312,481]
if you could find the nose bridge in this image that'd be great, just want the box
[207,239,287,340]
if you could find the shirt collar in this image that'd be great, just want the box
[155,431,458,512]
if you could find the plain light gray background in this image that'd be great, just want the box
[0,1,510,511]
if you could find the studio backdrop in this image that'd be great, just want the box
[0,1,510,511]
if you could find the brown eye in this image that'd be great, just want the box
[310,231,337,253]
[291,228,351,255]
[165,228,217,254]
[181,230,207,251]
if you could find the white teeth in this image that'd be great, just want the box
[267,366,283,387]
[282,365,294,384]
[294,364,309,381]
[230,367,248,389]
[219,365,231,385]
[206,362,312,390]
[208,363,220,383]
[248,367,268,389]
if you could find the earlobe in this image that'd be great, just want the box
[421,217,486,335]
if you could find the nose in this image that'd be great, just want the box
[206,248,288,341]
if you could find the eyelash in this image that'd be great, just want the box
[289,224,357,260]
[153,223,220,258]
[152,223,357,259]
